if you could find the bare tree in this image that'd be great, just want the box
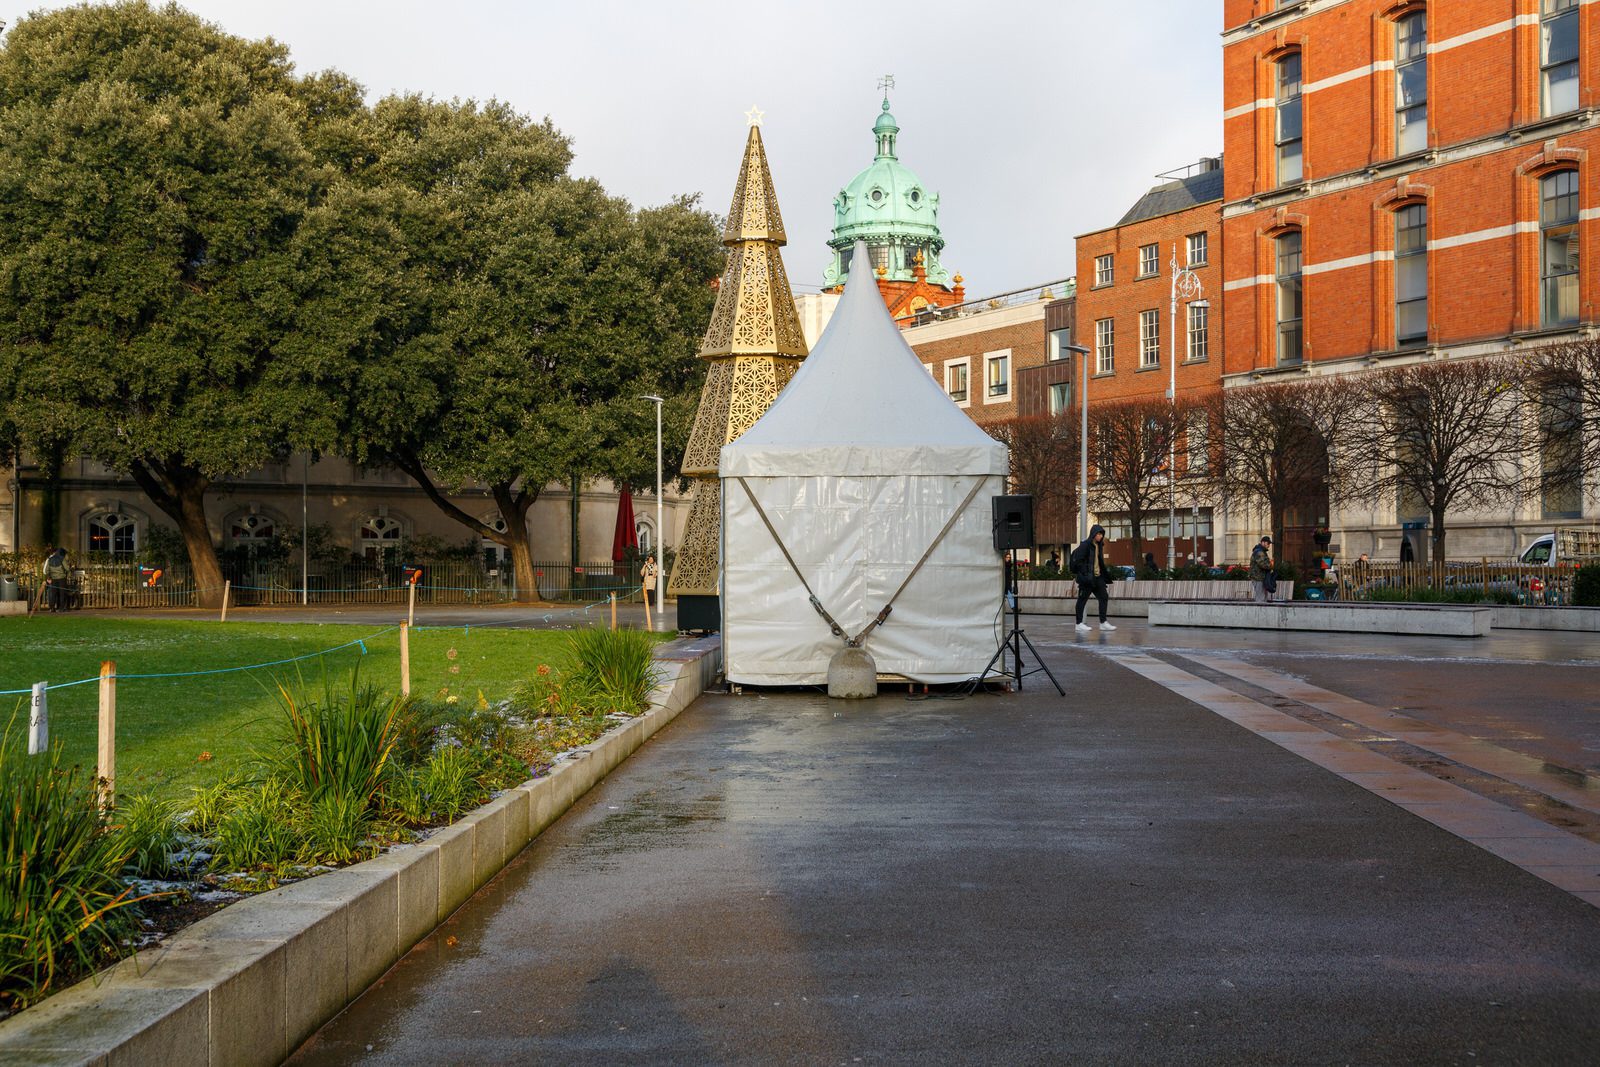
[1217,377,1361,552]
[1086,397,1187,566]
[1522,338,1600,511]
[1342,355,1527,560]
[988,413,1079,555]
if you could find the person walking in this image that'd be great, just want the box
[1070,524,1115,633]
[640,555,658,608]
[1249,535,1274,604]
[40,546,68,612]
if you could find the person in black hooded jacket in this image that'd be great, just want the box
[1069,524,1116,632]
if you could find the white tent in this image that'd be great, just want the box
[719,242,1009,685]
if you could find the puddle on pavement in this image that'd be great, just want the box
[571,789,727,858]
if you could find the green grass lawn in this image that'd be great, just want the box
[0,616,601,803]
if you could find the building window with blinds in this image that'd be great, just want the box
[1541,170,1579,327]
[1276,53,1303,185]
[1276,231,1304,364]
[1395,203,1428,345]
[1542,0,1579,117]
[1395,11,1427,155]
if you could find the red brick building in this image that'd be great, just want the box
[1220,0,1599,558]
[1073,160,1226,566]
[902,280,1071,429]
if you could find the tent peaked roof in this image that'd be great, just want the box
[720,242,1008,478]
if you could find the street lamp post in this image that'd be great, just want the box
[639,395,664,629]
[1167,245,1206,571]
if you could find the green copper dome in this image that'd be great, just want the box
[823,95,950,289]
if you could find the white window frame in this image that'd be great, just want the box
[1048,381,1071,416]
[1048,328,1072,362]
[1138,244,1159,279]
[1095,318,1115,374]
[1186,232,1208,267]
[945,357,971,408]
[1542,0,1579,118]
[1186,303,1209,362]
[1139,309,1160,368]
[924,362,935,378]
[1094,254,1114,287]
[983,349,1012,404]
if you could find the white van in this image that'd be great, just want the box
[1519,529,1600,566]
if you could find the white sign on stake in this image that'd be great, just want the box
[29,682,48,755]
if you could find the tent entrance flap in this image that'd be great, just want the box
[734,475,987,649]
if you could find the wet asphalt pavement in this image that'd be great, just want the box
[290,618,1600,1065]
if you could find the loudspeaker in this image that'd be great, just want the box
[992,495,1034,552]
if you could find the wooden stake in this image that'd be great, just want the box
[610,592,617,631]
[220,580,231,623]
[642,582,653,632]
[408,580,417,628]
[98,661,116,810]
[399,622,411,697]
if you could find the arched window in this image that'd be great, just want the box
[1395,203,1428,345]
[1394,11,1427,154]
[636,519,655,556]
[1275,52,1303,185]
[87,511,138,555]
[1540,169,1579,327]
[359,515,405,561]
[229,513,276,544]
[1275,230,1304,364]
[481,517,510,569]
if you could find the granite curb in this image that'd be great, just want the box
[0,635,722,1067]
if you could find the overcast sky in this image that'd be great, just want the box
[7,0,1223,296]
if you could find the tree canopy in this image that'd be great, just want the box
[0,2,365,603]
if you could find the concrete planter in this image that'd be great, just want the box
[1489,605,1600,632]
[1020,580,1292,619]
[1149,599,1490,637]
[0,635,723,1067]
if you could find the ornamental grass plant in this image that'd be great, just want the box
[564,629,660,717]
[0,715,146,1012]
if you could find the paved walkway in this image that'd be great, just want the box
[290,618,1600,1064]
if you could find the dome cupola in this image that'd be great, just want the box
[823,85,950,290]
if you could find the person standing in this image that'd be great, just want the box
[1400,535,1415,563]
[640,555,658,608]
[40,546,68,612]
[1070,524,1116,633]
[1249,535,1274,603]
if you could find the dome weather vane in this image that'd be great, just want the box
[878,73,895,107]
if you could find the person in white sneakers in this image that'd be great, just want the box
[1069,524,1116,633]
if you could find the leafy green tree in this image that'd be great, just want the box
[306,96,720,600]
[0,2,365,605]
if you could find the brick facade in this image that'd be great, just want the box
[1075,194,1225,405]
[903,302,1053,427]
[1219,0,1599,559]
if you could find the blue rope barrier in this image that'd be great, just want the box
[0,626,397,695]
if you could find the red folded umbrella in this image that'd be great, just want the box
[612,487,638,562]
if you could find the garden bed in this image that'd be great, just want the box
[0,635,721,1064]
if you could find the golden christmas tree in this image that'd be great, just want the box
[668,110,808,624]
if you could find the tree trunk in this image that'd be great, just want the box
[1432,503,1448,564]
[389,454,542,604]
[494,483,540,604]
[127,460,224,608]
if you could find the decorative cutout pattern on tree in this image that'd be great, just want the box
[682,361,735,475]
[666,480,722,596]
[723,129,786,245]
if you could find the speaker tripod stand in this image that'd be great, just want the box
[978,555,1065,695]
